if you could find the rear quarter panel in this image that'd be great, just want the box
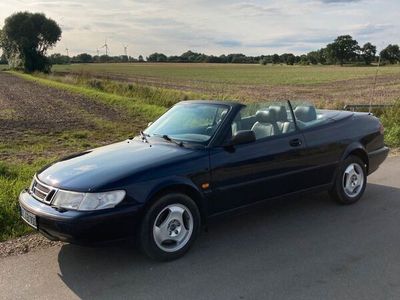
[299,112,382,185]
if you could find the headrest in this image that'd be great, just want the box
[218,110,227,122]
[294,106,317,122]
[256,110,277,123]
[269,105,288,122]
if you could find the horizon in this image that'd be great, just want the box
[1,0,399,57]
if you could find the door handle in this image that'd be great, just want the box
[289,138,302,147]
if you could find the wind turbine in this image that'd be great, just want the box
[123,45,128,57]
[100,39,109,56]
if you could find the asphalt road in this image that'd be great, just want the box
[1,157,399,300]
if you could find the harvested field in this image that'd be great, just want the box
[53,63,400,105]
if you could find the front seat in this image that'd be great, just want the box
[251,110,279,139]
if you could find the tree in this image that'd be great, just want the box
[280,53,296,65]
[48,53,69,65]
[306,51,319,65]
[138,55,144,62]
[0,12,61,72]
[360,42,376,65]
[380,44,400,64]
[272,54,280,64]
[147,52,167,62]
[326,35,359,65]
[73,53,92,63]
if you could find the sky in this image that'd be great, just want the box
[0,0,399,57]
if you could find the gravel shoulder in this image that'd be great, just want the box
[0,234,63,258]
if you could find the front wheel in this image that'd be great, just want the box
[139,193,201,261]
[330,155,367,205]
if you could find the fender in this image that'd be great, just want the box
[130,176,209,222]
[340,142,367,162]
[145,176,205,202]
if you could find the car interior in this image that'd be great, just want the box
[230,104,328,140]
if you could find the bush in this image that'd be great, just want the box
[380,101,400,147]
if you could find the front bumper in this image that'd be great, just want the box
[18,190,143,244]
[368,146,390,175]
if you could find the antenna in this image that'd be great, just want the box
[369,44,383,114]
[100,39,109,56]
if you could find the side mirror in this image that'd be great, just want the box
[230,130,256,146]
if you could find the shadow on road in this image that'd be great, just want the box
[57,183,400,299]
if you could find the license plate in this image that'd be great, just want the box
[20,206,37,229]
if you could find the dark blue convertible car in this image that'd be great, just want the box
[19,100,388,260]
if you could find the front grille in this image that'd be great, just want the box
[30,177,56,204]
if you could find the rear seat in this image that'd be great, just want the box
[294,105,318,128]
[269,105,293,133]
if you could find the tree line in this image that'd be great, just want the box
[45,36,400,66]
[145,36,400,66]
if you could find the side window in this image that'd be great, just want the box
[228,102,296,141]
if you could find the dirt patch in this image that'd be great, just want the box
[0,72,130,142]
[0,233,63,258]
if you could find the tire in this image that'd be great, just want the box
[139,193,201,261]
[330,155,367,205]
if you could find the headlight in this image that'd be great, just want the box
[52,190,126,211]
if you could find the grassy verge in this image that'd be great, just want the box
[0,160,53,241]
[380,100,400,148]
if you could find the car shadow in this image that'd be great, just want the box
[57,183,400,299]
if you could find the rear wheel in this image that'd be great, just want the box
[330,155,367,204]
[139,193,201,261]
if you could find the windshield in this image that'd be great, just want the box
[144,103,229,144]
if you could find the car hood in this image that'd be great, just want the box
[37,139,197,191]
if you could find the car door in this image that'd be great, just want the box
[290,102,344,188]
[207,102,309,215]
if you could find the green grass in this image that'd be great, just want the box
[53,63,400,85]
[0,65,8,71]
[0,160,52,241]
[380,100,400,148]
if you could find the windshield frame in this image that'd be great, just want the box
[144,102,233,146]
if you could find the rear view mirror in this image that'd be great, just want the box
[231,130,256,145]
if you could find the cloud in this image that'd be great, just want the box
[352,23,391,36]
[320,0,361,3]
[215,40,243,47]
[231,2,282,17]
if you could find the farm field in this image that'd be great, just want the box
[53,63,400,105]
